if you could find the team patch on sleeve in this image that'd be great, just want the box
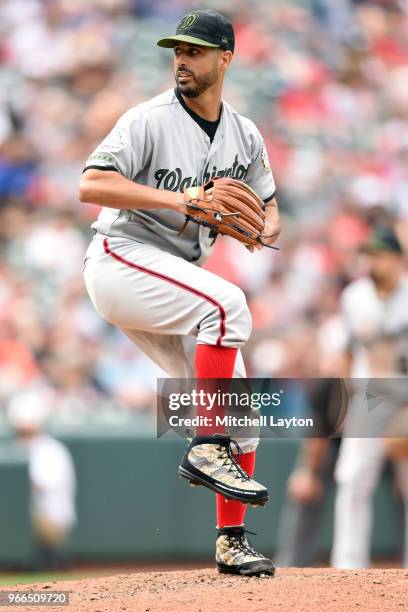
[260,141,271,174]
[86,152,117,167]
[98,126,128,153]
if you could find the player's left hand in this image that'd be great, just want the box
[247,198,281,252]
[182,180,281,251]
[246,225,277,252]
[245,244,262,253]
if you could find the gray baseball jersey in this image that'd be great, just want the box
[341,275,408,377]
[84,88,275,264]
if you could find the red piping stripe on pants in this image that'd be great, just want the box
[103,238,226,346]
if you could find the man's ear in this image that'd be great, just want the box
[220,50,233,71]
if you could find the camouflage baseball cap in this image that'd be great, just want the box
[157,9,235,53]
[362,226,403,254]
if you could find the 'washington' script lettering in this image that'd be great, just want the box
[154,155,251,191]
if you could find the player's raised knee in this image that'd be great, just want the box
[227,285,252,343]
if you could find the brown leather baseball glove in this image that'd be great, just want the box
[180,177,277,249]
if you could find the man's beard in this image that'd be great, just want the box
[369,269,385,286]
[175,68,218,98]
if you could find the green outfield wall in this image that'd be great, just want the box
[0,434,403,566]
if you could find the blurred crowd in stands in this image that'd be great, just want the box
[0,0,408,423]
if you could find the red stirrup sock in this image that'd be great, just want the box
[195,345,238,436]
[216,450,256,528]
[194,345,238,379]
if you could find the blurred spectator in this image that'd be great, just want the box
[276,379,344,567]
[8,390,77,571]
[331,226,408,568]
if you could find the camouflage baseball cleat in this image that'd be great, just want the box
[178,434,268,505]
[216,526,275,577]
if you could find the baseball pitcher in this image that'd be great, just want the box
[79,9,281,577]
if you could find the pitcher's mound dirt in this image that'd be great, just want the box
[3,567,407,611]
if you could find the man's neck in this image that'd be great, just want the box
[180,87,222,122]
[374,270,404,300]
